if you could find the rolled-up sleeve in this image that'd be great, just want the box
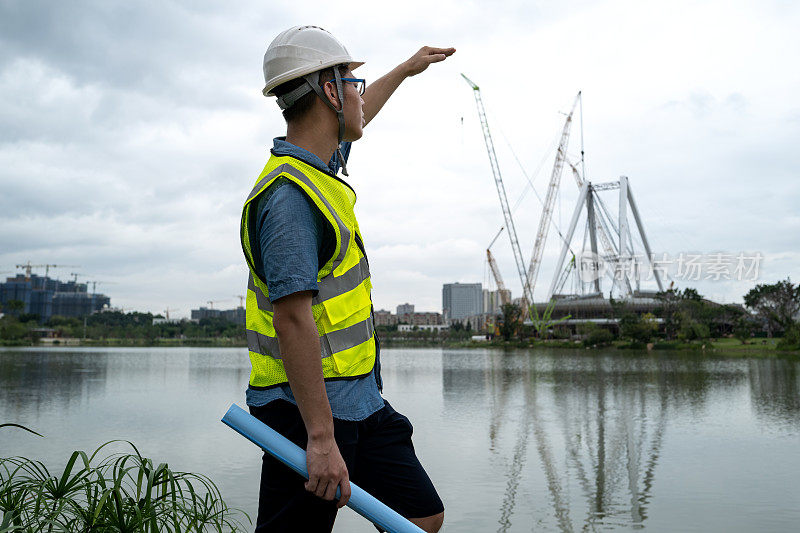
[258,183,322,302]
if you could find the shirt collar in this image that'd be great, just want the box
[272,137,333,175]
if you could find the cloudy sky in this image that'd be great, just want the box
[1,0,798,316]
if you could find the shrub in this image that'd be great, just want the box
[620,313,657,344]
[583,328,614,347]
[0,438,249,532]
[777,323,800,351]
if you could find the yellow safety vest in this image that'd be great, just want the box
[240,153,376,389]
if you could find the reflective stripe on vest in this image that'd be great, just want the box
[247,255,370,312]
[241,154,376,389]
[246,163,351,268]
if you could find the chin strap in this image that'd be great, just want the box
[332,68,348,176]
[297,68,349,176]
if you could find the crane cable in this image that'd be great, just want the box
[497,126,577,258]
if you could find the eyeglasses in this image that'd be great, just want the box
[326,77,366,96]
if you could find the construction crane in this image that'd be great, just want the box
[462,74,532,304]
[523,92,581,303]
[486,227,511,305]
[206,300,222,309]
[486,250,507,293]
[163,307,180,320]
[233,295,245,308]
[88,280,117,294]
[14,262,78,281]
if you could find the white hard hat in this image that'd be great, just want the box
[262,25,364,97]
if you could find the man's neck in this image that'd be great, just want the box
[285,121,338,167]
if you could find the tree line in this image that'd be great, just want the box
[0,308,245,345]
[494,277,800,351]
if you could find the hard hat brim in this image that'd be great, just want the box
[263,60,364,97]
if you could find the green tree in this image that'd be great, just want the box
[777,323,800,351]
[681,288,703,301]
[584,328,614,347]
[654,288,681,339]
[1,299,24,315]
[655,286,715,340]
[0,316,29,340]
[744,278,800,336]
[733,315,756,344]
[499,303,521,341]
[711,304,747,338]
[620,312,658,344]
[676,310,709,341]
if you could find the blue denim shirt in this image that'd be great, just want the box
[245,137,384,421]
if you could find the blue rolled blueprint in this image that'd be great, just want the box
[221,403,424,533]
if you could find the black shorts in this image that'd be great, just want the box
[249,399,444,532]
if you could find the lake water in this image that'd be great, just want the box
[1,347,798,532]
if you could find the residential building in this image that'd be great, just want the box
[190,306,245,325]
[374,309,397,326]
[0,274,110,321]
[410,312,442,325]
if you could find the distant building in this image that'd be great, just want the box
[374,309,397,326]
[396,303,414,321]
[222,307,246,324]
[482,288,511,316]
[0,274,110,321]
[410,312,442,325]
[190,306,245,325]
[462,314,486,332]
[442,282,483,321]
[398,324,448,332]
[376,308,441,327]
[191,307,221,320]
[152,317,198,325]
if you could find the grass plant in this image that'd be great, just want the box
[0,439,249,532]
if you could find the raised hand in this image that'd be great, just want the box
[403,46,456,77]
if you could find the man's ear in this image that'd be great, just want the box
[322,81,341,111]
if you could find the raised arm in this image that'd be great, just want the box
[362,46,456,126]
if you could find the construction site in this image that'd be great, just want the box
[0,262,112,321]
[462,75,670,331]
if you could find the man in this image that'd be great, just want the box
[240,25,454,532]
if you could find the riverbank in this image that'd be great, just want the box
[379,336,800,358]
[0,337,247,348]
[3,336,797,358]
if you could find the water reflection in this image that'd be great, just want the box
[440,350,788,532]
[187,350,249,392]
[2,347,799,532]
[0,349,108,416]
[748,358,800,427]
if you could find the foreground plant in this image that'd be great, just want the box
[0,439,249,532]
[529,299,571,338]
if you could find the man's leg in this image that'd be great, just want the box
[408,513,445,533]
[250,401,340,532]
[352,401,444,533]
